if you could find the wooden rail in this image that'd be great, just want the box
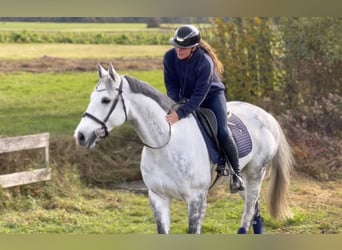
[0,133,51,188]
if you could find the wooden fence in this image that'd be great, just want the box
[0,133,51,188]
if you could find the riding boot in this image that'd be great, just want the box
[221,135,245,193]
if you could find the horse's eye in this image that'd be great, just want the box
[101,97,111,104]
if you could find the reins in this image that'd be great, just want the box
[83,76,171,149]
[141,123,171,149]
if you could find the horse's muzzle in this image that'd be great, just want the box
[75,130,98,149]
[75,131,85,146]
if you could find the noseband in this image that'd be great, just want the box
[82,76,171,149]
[83,77,127,139]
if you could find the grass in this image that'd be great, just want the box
[0,189,156,234]
[0,70,164,136]
[0,44,170,60]
[0,173,340,234]
[0,72,93,136]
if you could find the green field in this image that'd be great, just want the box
[0,44,170,59]
[0,70,164,136]
[0,22,174,44]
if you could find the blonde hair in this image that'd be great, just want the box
[199,40,224,76]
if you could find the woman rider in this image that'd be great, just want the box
[163,24,245,193]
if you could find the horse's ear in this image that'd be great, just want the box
[97,64,107,78]
[108,63,118,81]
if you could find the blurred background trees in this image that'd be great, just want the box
[206,17,341,179]
[207,17,341,113]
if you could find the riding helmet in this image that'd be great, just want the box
[169,25,201,48]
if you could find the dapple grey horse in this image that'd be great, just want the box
[74,64,294,234]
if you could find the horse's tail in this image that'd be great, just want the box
[267,123,295,219]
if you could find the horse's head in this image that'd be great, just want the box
[74,63,128,148]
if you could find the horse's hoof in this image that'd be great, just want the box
[237,227,247,234]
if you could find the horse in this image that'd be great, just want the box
[74,63,294,234]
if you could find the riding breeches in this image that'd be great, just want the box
[201,91,240,169]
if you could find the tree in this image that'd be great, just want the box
[207,17,277,106]
[278,17,342,107]
[207,17,341,112]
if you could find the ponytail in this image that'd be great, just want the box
[199,40,224,76]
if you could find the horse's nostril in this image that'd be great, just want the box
[77,132,85,144]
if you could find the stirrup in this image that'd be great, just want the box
[230,174,245,193]
[216,165,229,176]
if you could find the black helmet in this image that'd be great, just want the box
[169,25,201,48]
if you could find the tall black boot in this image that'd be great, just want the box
[221,134,245,193]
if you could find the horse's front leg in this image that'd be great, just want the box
[188,192,208,234]
[148,190,171,234]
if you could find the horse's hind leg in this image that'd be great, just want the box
[238,165,266,234]
[252,201,264,234]
[148,190,171,234]
[188,191,208,234]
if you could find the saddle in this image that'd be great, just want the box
[171,101,252,163]
[195,108,220,148]
[172,100,219,142]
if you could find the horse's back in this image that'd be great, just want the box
[228,101,279,133]
[228,101,271,118]
[227,101,281,167]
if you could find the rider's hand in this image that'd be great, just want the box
[166,110,179,125]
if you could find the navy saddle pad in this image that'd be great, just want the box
[228,113,252,158]
[196,111,252,163]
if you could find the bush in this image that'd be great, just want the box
[278,93,341,180]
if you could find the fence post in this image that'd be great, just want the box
[0,133,51,188]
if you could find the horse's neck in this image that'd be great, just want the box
[126,92,170,147]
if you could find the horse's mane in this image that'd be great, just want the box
[124,75,175,112]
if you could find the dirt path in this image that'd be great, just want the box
[0,57,163,73]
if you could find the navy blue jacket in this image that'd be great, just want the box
[163,47,225,119]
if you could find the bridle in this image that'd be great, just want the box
[83,77,127,139]
[82,76,171,149]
